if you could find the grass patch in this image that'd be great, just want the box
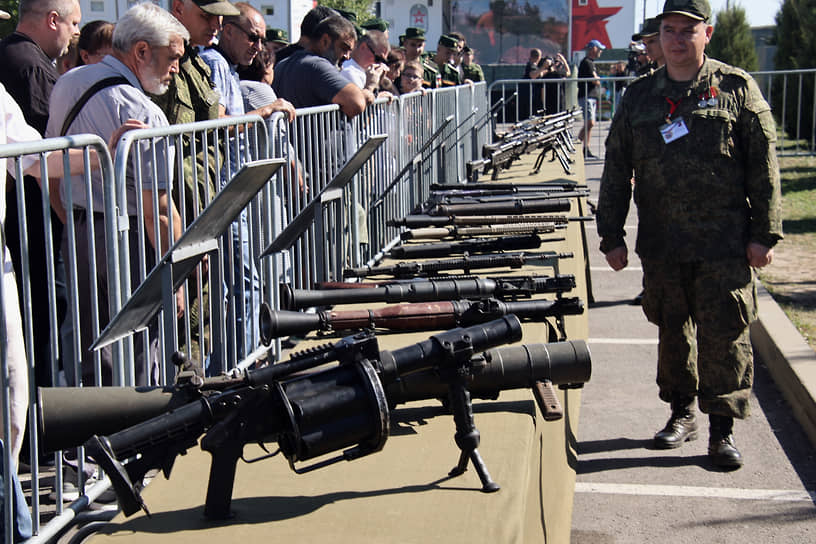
[758,153,816,351]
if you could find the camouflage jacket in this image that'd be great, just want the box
[462,63,485,82]
[596,57,783,262]
[150,43,221,223]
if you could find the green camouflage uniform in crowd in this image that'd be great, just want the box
[150,43,222,363]
[596,57,783,419]
[462,62,485,82]
[425,57,461,87]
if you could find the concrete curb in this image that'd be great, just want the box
[751,283,816,449]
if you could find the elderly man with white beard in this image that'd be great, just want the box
[46,2,187,387]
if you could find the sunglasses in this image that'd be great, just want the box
[226,22,264,45]
[366,41,388,64]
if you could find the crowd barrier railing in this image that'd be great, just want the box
[4,80,490,542]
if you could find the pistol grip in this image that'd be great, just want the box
[532,380,563,421]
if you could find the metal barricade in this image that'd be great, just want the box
[0,134,118,543]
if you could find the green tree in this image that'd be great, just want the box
[707,4,758,72]
[321,0,377,25]
[0,0,18,39]
[773,0,816,138]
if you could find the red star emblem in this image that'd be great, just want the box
[572,0,622,51]
[413,13,425,25]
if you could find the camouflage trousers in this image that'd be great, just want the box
[640,258,757,419]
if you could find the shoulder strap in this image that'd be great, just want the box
[60,76,131,136]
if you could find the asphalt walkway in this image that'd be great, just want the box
[570,134,816,543]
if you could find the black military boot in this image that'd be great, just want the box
[708,415,743,469]
[653,397,698,449]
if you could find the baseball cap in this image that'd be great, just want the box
[632,17,660,41]
[0,9,9,20]
[192,0,240,16]
[266,28,288,45]
[585,39,606,50]
[404,27,426,41]
[659,0,711,21]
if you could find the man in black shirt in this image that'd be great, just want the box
[274,5,337,65]
[0,0,82,389]
[577,39,604,158]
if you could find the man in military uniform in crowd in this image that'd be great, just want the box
[401,27,436,88]
[426,34,462,88]
[632,17,665,70]
[461,46,484,82]
[152,0,242,362]
[265,27,289,55]
[596,0,782,469]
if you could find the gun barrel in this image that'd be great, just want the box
[386,340,591,403]
[281,278,499,310]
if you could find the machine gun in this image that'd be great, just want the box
[466,109,580,181]
[342,251,573,279]
[39,317,592,520]
[399,222,563,240]
[387,234,546,259]
[280,276,575,310]
[262,297,584,338]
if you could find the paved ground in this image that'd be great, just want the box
[571,130,816,543]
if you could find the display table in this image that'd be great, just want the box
[88,154,588,543]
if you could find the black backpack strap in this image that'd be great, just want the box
[60,76,131,136]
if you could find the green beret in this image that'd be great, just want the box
[404,27,426,41]
[266,28,289,44]
[438,34,459,49]
[362,18,389,32]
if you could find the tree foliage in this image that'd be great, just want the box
[320,0,377,24]
[0,0,18,39]
[774,0,816,138]
[707,4,758,72]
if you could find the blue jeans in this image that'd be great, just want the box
[0,440,32,542]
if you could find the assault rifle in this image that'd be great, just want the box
[280,276,575,310]
[388,214,592,229]
[40,317,592,519]
[342,251,573,279]
[263,297,584,337]
[387,233,553,259]
[399,222,564,240]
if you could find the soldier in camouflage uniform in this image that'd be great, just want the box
[426,34,462,88]
[150,0,241,363]
[595,0,782,469]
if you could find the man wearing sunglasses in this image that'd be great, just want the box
[339,29,391,104]
[199,2,295,361]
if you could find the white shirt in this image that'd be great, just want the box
[0,83,41,225]
[340,58,367,89]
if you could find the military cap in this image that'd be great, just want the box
[632,17,660,41]
[659,0,711,22]
[462,45,473,54]
[192,0,240,16]
[404,27,426,41]
[266,28,288,45]
[438,34,459,49]
[362,18,389,32]
[335,8,357,24]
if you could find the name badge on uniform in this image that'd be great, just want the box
[659,117,689,144]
